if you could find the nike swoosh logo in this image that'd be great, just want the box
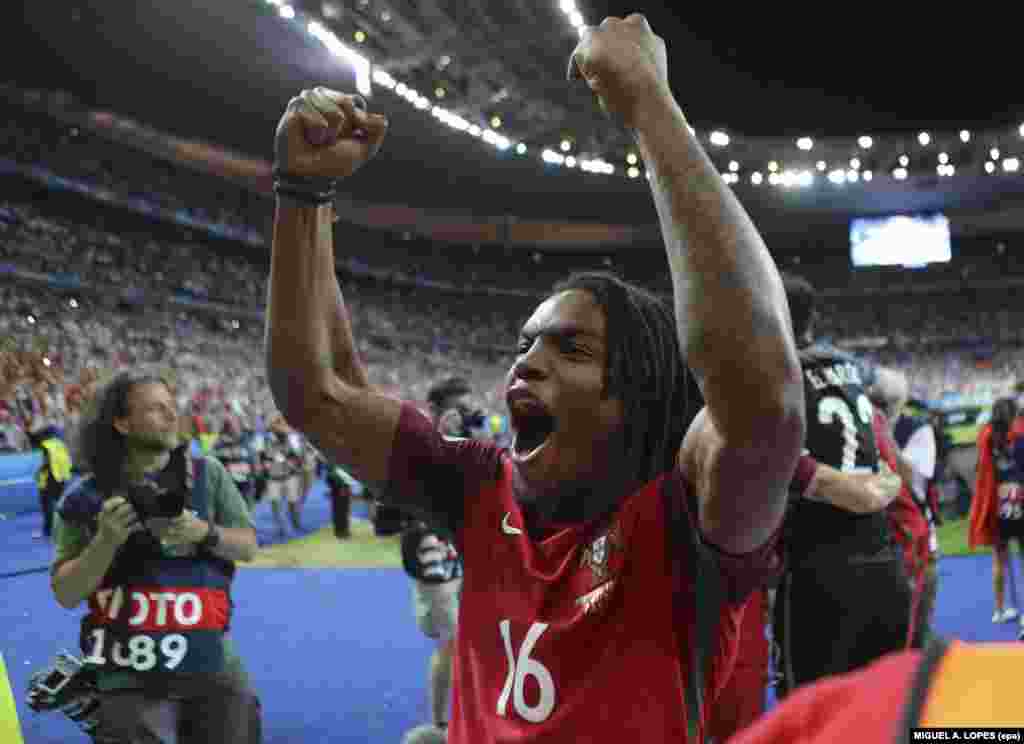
[501,512,522,536]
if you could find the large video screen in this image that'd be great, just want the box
[850,213,951,268]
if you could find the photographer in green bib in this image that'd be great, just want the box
[47,370,262,743]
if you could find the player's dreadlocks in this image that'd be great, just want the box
[550,271,701,486]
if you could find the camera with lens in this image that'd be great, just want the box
[124,481,185,521]
[26,651,103,736]
[461,408,486,431]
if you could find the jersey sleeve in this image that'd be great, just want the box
[51,511,91,571]
[204,456,256,529]
[386,402,503,534]
[702,535,781,708]
[702,527,784,607]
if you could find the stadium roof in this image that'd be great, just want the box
[7,0,1024,234]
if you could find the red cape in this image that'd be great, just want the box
[874,411,929,553]
[969,423,1000,549]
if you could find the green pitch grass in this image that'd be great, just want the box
[243,513,1015,570]
[937,516,1020,557]
[243,519,402,569]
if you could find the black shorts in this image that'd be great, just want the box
[998,518,1024,543]
[775,556,911,696]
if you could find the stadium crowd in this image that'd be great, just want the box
[2,17,1023,740]
[1,175,1021,453]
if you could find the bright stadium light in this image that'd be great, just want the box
[828,169,846,184]
[991,148,1001,160]
[985,161,996,174]
[627,166,641,179]
[482,129,511,150]
[559,0,577,13]
[846,170,859,183]
[373,69,396,88]
[768,161,779,173]
[863,170,873,182]
[960,130,971,143]
[751,172,763,185]
[709,131,729,147]
[938,152,949,164]
[797,137,813,151]
[543,149,565,165]
[728,160,739,172]
[516,143,527,155]
[816,160,827,171]
[569,10,584,26]
[626,153,638,165]
[565,156,577,168]
[918,131,930,146]
[893,167,908,180]
[560,139,572,152]
[307,20,371,95]
[279,4,295,19]
[1004,158,1021,173]
[850,158,861,170]
[899,155,909,167]
[858,135,873,149]
[1019,123,1024,137]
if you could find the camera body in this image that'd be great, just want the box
[26,652,103,736]
[460,408,486,432]
[124,481,185,521]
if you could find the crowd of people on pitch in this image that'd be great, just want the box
[6,21,1024,741]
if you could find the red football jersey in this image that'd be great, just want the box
[707,588,769,742]
[450,458,755,743]
[386,403,779,744]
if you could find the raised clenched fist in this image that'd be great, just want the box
[568,14,671,129]
[274,87,389,179]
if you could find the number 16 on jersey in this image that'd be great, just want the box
[497,620,556,724]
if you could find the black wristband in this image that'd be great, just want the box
[272,167,338,192]
[199,523,221,552]
[274,183,336,205]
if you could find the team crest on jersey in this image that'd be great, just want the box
[580,523,621,585]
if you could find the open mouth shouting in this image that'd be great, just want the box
[506,386,557,464]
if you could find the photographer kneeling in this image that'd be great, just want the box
[49,371,261,743]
